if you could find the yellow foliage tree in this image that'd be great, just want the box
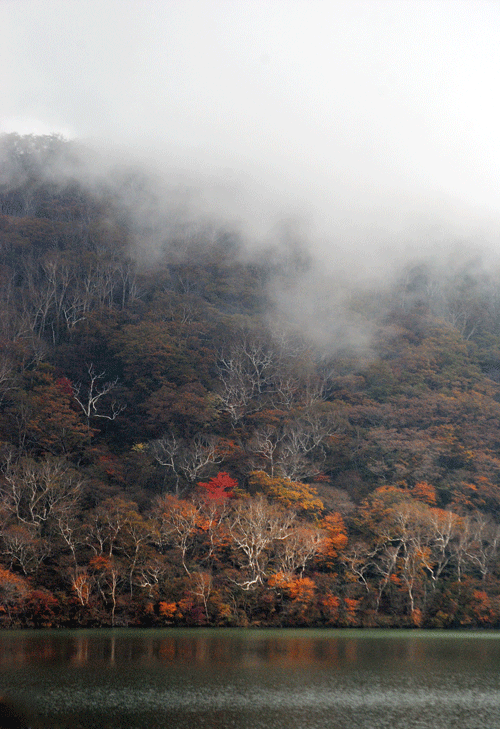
[248,470,323,514]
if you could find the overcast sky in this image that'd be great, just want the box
[2,0,500,270]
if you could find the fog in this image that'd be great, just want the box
[2,0,500,345]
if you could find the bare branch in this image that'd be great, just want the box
[73,363,125,421]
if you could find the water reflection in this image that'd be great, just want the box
[2,628,497,669]
[1,629,500,729]
[2,629,358,668]
[0,629,431,668]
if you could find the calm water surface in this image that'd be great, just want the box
[1,628,500,729]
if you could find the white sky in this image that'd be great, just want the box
[2,0,500,266]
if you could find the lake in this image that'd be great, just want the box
[1,629,500,728]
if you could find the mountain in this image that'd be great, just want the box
[1,134,500,628]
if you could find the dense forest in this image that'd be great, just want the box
[3,133,500,629]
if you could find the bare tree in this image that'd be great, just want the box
[247,425,286,477]
[276,524,325,577]
[248,404,345,480]
[341,541,376,594]
[149,433,222,495]
[189,571,213,620]
[216,338,275,424]
[136,556,170,598]
[1,524,50,575]
[0,454,83,529]
[73,364,125,423]
[225,495,296,589]
[462,513,500,580]
[421,509,459,585]
[0,354,17,405]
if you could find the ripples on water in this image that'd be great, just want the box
[1,629,500,729]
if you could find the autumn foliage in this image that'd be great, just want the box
[3,134,500,627]
[197,472,236,501]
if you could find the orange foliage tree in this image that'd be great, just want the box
[0,566,29,625]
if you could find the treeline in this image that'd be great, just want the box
[2,133,500,628]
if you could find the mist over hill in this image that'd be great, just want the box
[2,0,500,632]
[1,133,500,628]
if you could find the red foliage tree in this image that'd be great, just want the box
[197,472,237,501]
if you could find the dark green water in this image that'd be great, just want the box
[1,629,500,728]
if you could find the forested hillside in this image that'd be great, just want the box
[2,133,500,628]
